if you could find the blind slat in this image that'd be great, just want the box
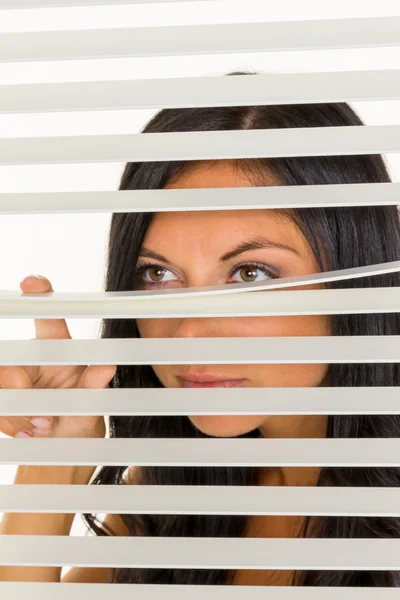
[1,126,399,165]
[1,71,399,114]
[0,336,398,366]
[1,386,400,416]
[3,536,400,569]
[1,287,399,319]
[3,484,400,516]
[3,438,400,467]
[0,582,399,600]
[1,18,399,63]
[3,260,399,301]
[0,6,399,590]
[0,0,212,7]
[0,182,399,215]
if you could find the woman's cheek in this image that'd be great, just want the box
[136,317,173,338]
[245,314,331,337]
[137,313,331,339]
[137,314,331,390]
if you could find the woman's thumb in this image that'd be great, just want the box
[79,364,117,389]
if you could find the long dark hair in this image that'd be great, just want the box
[81,70,400,587]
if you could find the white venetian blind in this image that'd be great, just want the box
[0,0,400,598]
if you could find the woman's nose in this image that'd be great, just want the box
[172,316,223,339]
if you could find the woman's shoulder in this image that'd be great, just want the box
[101,511,131,536]
[61,515,131,583]
[61,469,138,584]
[100,467,139,536]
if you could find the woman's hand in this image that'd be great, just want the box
[0,275,116,439]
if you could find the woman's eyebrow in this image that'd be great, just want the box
[138,247,172,264]
[220,237,302,262]
[138,237,302,266]
[138,247,185,272]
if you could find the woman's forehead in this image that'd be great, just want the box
[143,162,307,257]
[147,208,291,229]
[164,159,279,189]
[141,209,309,261]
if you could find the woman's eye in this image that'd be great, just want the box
[229,264,275,284]
[136,262,278,286]
[137,265,177,284]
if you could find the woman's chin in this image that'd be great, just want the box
[188,415,259,438]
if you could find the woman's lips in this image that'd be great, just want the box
[179,378,246,388]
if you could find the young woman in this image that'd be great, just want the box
[0,71,399,588]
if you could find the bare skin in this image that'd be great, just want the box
[0,276,116,440]
[0,159,331,586]
[136,160,330,484]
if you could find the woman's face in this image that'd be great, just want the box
[136,160,330,439]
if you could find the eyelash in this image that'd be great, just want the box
[227,261,279,280]
[134,260,279,286]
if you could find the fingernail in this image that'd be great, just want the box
[20,275,44,284]
[32,428,50,435]
[15,431,33,438]
[30,417,51,428]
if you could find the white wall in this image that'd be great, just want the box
[0,0,399,543]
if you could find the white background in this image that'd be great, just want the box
[0,0,399,543]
